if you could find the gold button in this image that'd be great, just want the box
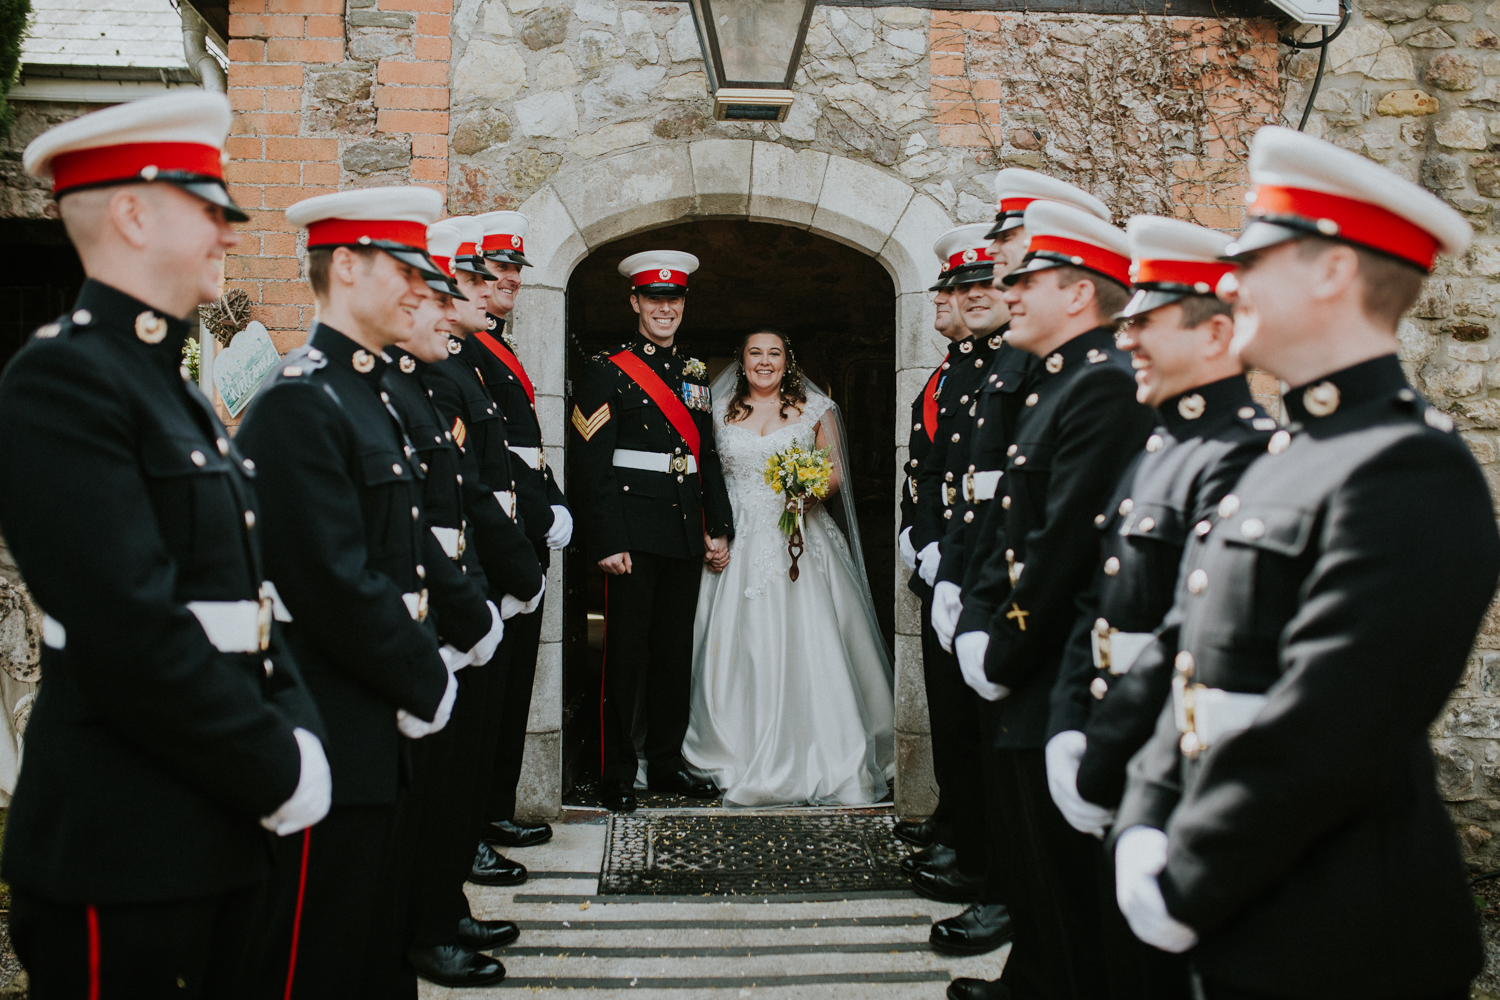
[416,564,426,579]
[412,506,420,521]
[1175,650,1195,674]
[975,358,984,368]
[264,659,274,678]
[1186,569,1207,594]
[243,459,255,472]
[190,450,206,467]
[393,464,403,475]
[944,509,953,519]
[1218,494,1239,518]
[1094,514,1106,525]
[1025,393,1039,406]
[677,474,684,483]
[960,394,969,404]
[1268,430,1292,455]
[1001,496,1011,509]
[217,438,229,456]
[1240,517,1265,539]
[1145,434,1163,453]
[1119,498,1133,515]
[1138,517,1155,532]
[1194,519,1212,536]
[244,511,255,529]
[946,472,954,482]
[1007,444,1018,456]
[1237,406,1255,419]
[1103,556,1120,576]
[1014,455,1026,465]
[977,417,985,427]
[1090,677,1109,700]
[951,433,961,443]
[964,510,974,523]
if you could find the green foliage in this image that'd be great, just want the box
[0,0,31,143]
[182,335,201,384]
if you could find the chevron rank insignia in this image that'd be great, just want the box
[572,403,611,441]
[451,416,467,448]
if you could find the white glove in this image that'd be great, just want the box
[439,601,503,671]
[500,576,545,619]
[396,668,458,739]
[1045,730,1116,839]
[1115,826,1199,954]
[917,542,941,587]
[898,527,918,571]
[545,504,573,550]
[954,631,1009,701]
[932,581,962,653]
[260,727,331,836]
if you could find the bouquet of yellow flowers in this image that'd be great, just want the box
[763,443,833,581]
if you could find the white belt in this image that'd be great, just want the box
[187,582,290,654]
[964,470,1003,503]
[1173,681,1267,757]
[508,445,545,471]
[432,526,461,560]
[1090,628,1153,675]
[493,490,517,519]
[613,449,697,475]
[401,589,430,622]
[43,614,65,650]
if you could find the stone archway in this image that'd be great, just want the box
[505,139,954,820]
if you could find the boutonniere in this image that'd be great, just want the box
[501,329,518,352]
[683,357,707,379]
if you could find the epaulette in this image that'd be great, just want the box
[277,345,330,379]
[594,344,630,363]
[30,315,72,342]
[1236,404,1279,433]
[1419,400,1455,433]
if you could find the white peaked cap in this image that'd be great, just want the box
[473,210,532,263]
[619,250,700,291]
[428,217,474,260]
[989,168,1110,236]
[1119,216,1236,319]
[1232,124,1471,271]
[286,186,443,232]
[24,90,232,181]
[1126,215,1234,269]
[1005,200,1132,287]
[473,210,529,240]
[931,223,997,289]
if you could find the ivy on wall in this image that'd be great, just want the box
[0,0,31,143]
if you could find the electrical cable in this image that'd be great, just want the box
[1283,1,1349,131]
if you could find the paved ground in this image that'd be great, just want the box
[421,809,1009,998]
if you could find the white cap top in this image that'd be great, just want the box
[1119,216,1236,317]
[933,223,997,270]
[1126,215,1233,268]
[287,186,443,237]
[990,168,1111,235]
[428,217,478,261]
[619,250,699,290]
[24,90,233,183]
[473,210,531,258]
[1007,200,1132,287]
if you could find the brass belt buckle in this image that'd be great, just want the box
[417,588,430,622]
[671,454,688,473]
[537,450,546,472]
[1174,651,1202,759]
[456,531,467,560]
[257,594,273,652]
[963,471,976,504]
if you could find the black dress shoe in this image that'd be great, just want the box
[910,865,983,904]
[469,842,528,886]
[407,945,506,987]
[894,816,939,847]
[457,916,520,950]
[900,842,957,877]
[930,903,1014,955]
[646,768,719,798]
[947,978,1012,1000]
[486,819,553,848]
[601,782,638,812]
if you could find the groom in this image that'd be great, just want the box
[571,251,735,812]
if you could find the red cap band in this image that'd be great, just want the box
[1027,235,1132,286]
[632,268,689,288]
[1133,258,1235,290]
[1251,184,1440,271]
[456,241,480,257]
[946,246,994,270]
[430,255,454,277]
[998,196,1036,215]
[305,218,428,250]
[50,141,224,194]
[482,232,525,254]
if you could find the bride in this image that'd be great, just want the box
[683,329,895,806]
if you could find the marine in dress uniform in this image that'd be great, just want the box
[468,210,571,854]
[1045,217,1271,1000]
[1112,127,1497,1000]
[237,188,458,999]
[570,252,734,811]
[1,92,330,999]
[949,201,1154,1000]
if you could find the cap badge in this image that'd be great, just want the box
[1045,353,1064,374]
[139,165,159,181]
[1315,218,1340,237]
[399,355,416,374]
[357,235,372,245]
[659,268,672,281]
[962,249,978,264]
[644,343,656,355]
[512,235,522,248]
[352,349,376,373]
[1193,281,1211,294]
[1303,381,1340,417]
[486,316,497,331]
[446,337,462,355]
[134,311,168,345]
[1178,394,1206,420]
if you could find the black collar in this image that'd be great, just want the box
[69,279,194,368]
[309,322,389,385]
[633,333,677,357]
[386,344,427,377]
[1031,326,1117,386]
[1158,373,1257,437]
[1283,354,1408,425]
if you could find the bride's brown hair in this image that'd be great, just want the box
[725,327,807,423]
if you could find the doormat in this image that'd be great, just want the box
[598,812,911,896]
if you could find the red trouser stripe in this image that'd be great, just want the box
[283,827,312,1000]
[86,904,99,1000]
[599,577,609,777]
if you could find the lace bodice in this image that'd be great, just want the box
[715,395,832,528]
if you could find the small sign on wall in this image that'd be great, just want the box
[213,321,281,417]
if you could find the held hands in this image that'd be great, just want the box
[260,727,332,836]
[931,581,963,652]
[1115,826,1200,954]
[703,533,731,573]
[898,527,918,572]
[917,542,941,587]
[396,669,458,739]
[1045,731,1116,839]
[545,505,574,550]
[599,552,633,575]
[954,631,1009,701]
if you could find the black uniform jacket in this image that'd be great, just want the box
[472,317,567,555]
[0,280,315,904]
[957,327,1153,747]
[899,363,937,596]
[421,336,544,602]
[935,342,1038,590]
[1115,355,1496,997]
[1046,375,1272,810]
[571,335,734,563]
[237,323,448,806]
[382,347,494,652]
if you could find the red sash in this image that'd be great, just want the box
[473,329,536,408]
[922,364,942,443]
[609,350,701,464]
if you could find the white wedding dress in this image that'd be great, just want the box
[683,390,895,807]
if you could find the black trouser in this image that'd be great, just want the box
[1096,843,1191,1000]
[600,550,700,787]
[484,594,545,827]
[252,802,399,1000]
[981,738,1105,1000]
[1199,985,1466,1000]
[10,882,262,1000]
[919,592,990,881]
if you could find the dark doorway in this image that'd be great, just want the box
[560,219,897,800]
[0,220,85,372]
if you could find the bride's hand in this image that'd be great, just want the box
[703,533,730,572]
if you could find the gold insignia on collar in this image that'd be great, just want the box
[1303,381,1340,417]
[643,343,656,355]
[399,355,416,374]
[960,341,974,354]
[989,334,1004,349]
[486,316,497,331]
[1177,394,1206,420]
[1045,353,1063,374]
[352,349,375,373]
[446,337,462,355]
[135,311,168,345]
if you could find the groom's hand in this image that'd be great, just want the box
[599,552,632,575]
[704,534,730,572]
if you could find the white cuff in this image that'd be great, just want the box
[917,542,941,587]
[545,504,573,550]
[396,669,459,739]
[932,581,962,652]
[1115,826,1199,953]
[898,527,917,571]
[260,728,332,836]
[955,631,1008,701]
[500,576,545,619]
[1045,731,1114,839]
